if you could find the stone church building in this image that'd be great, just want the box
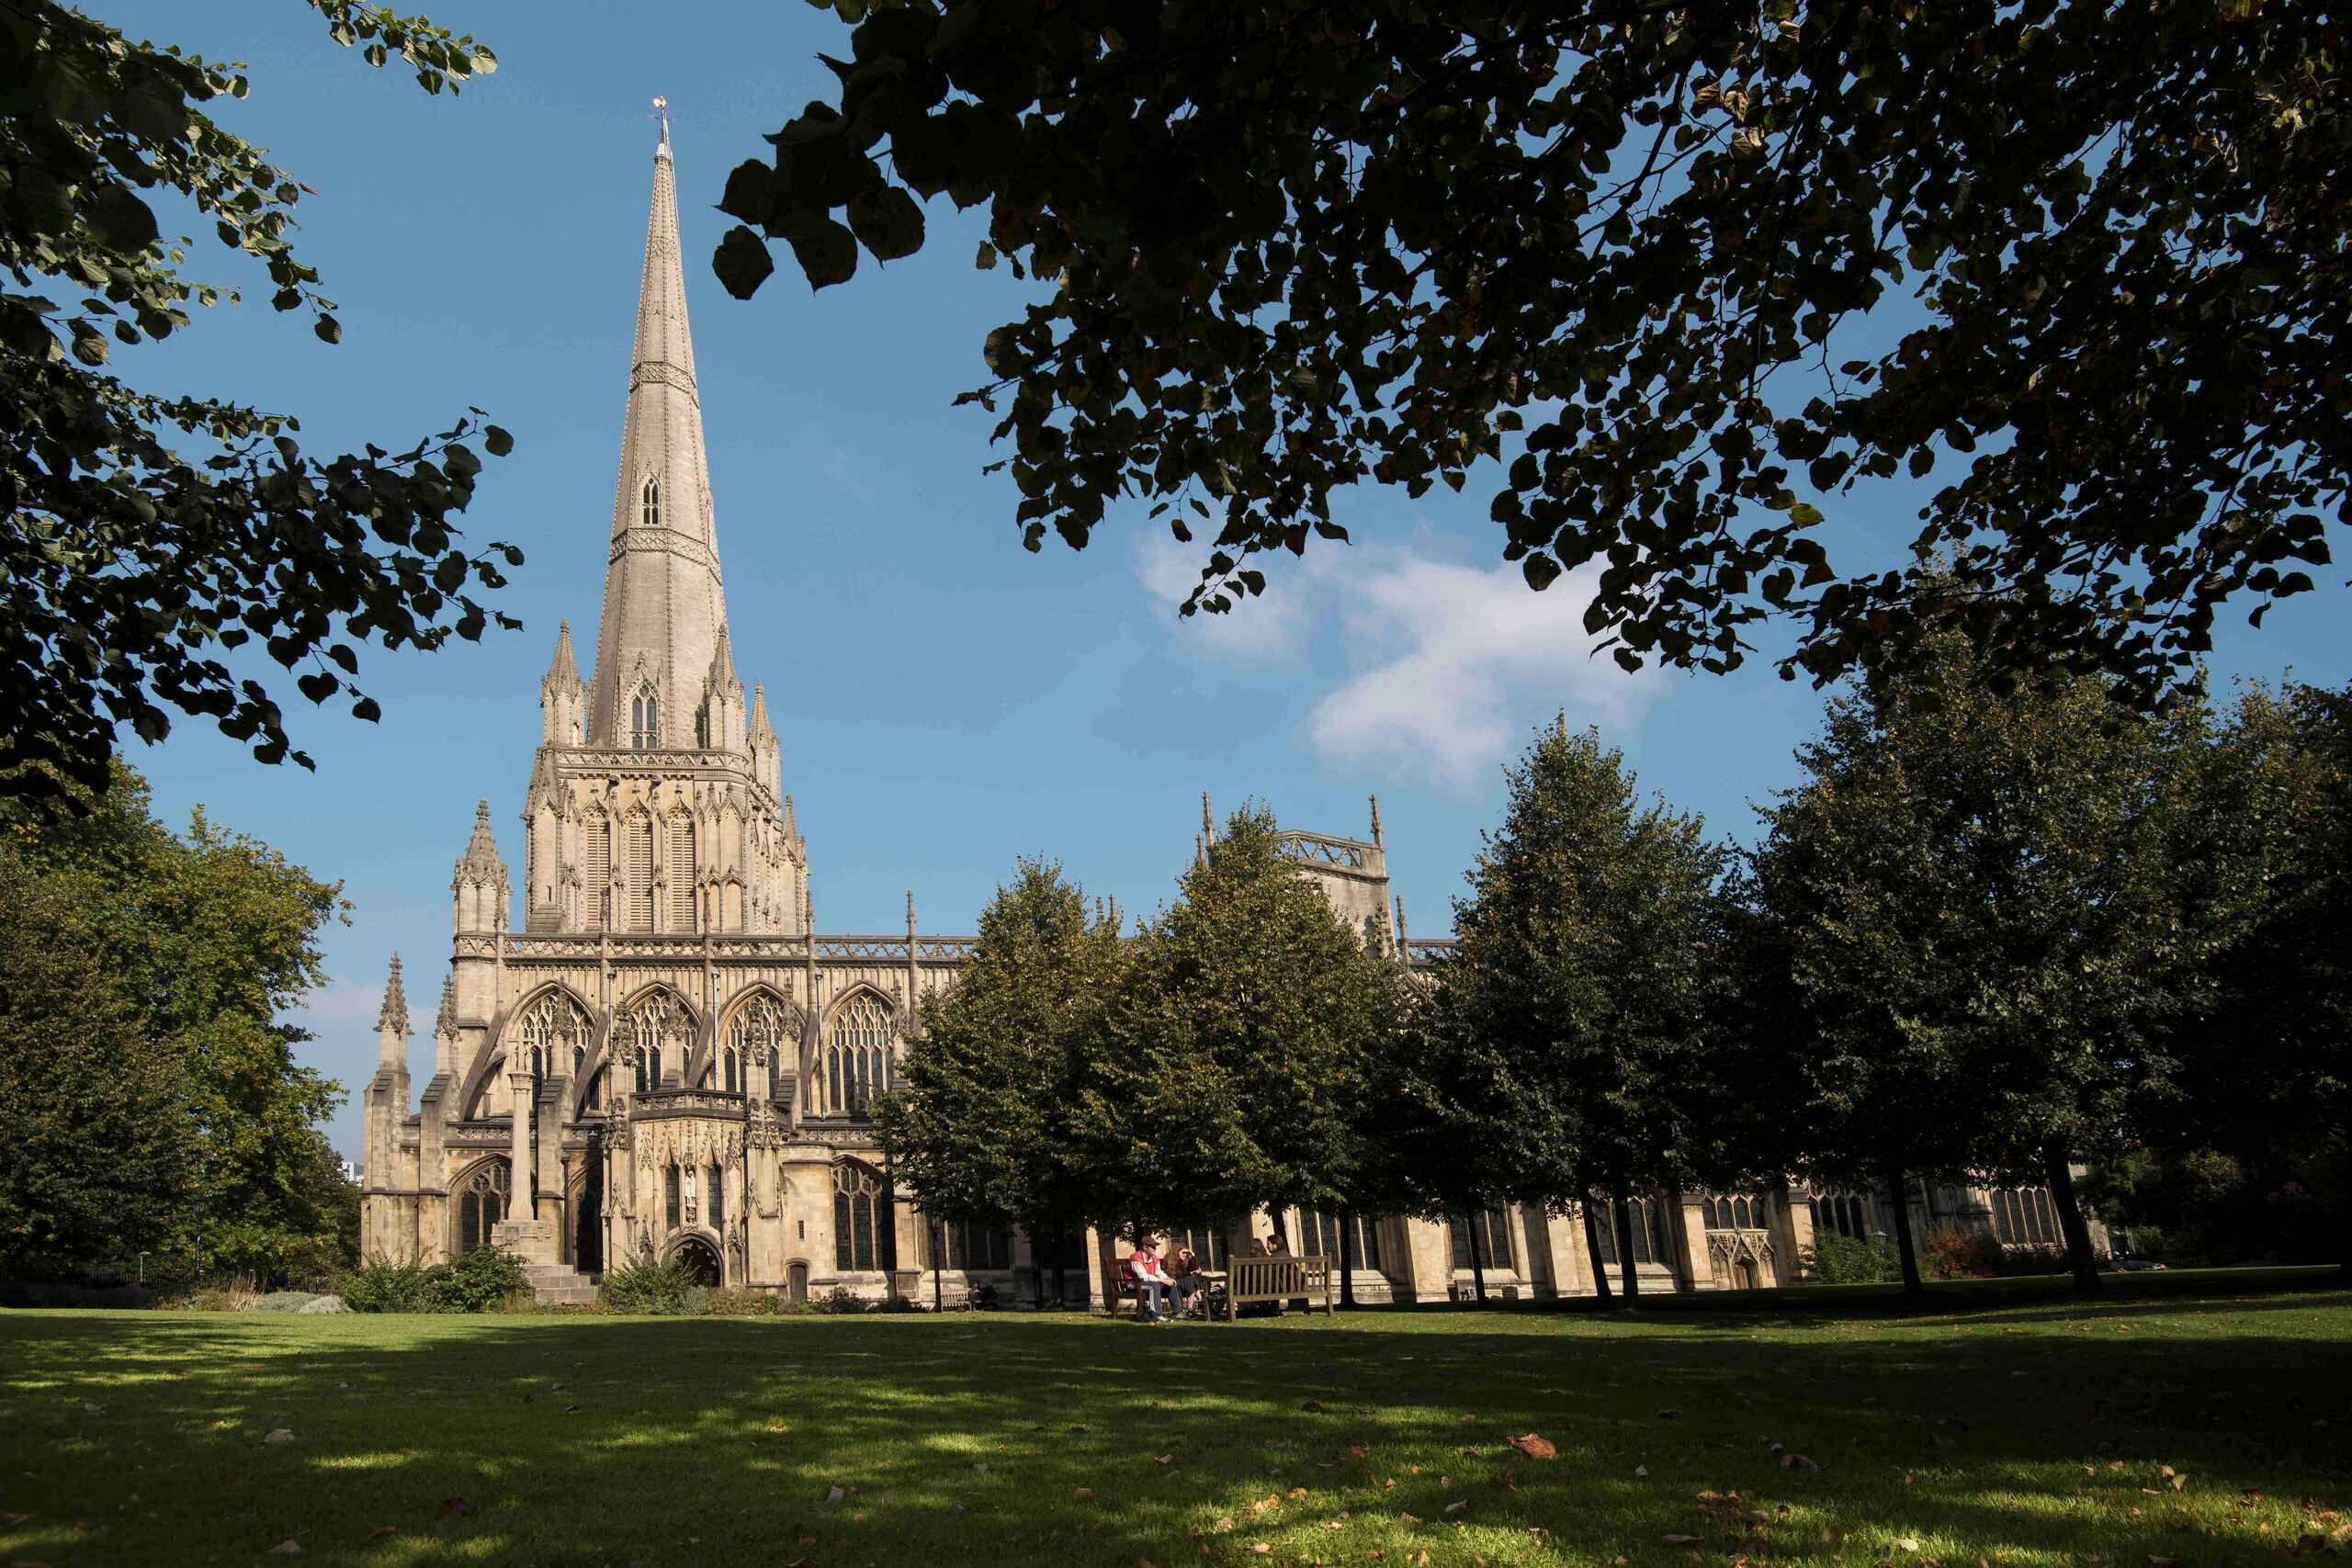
[358,127,2090,1306]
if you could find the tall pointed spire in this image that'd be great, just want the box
[586,114,730,749]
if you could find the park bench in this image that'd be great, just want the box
[1217,1253,1334,1320]
[1109,1259,1172,1319]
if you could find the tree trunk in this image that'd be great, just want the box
[1467,1213,1488,1303]
[1885,1168,1924,1298]
[2042,1148,2104,1296]
[1338,1205,1357,1310]
[1050,1207,1067,1309]
[1611,1177,1641,1303]
[1581,1199,1613,1303]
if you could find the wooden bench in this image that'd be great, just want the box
[1217,1253,1334,1320]
[1107,1259,1173,1319]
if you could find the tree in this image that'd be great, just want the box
[1751,626,2216,1295]
[2182,681,2352,1276]
[874,858,1125,1306]
[0,762,348,1280]
[1072,805,1408,1258]
[718,0,2344,704]
[1438,718,1727,1303]
[1,2,518,805]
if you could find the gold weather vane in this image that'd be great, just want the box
[652,95,670,142]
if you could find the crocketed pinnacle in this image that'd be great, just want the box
[544,618,580,685]
[458,799,503,878]
[749,680,775,739]
[586,119,730,747]
[435,974,458,1039]
[377,954,408,1036]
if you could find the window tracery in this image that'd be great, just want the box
[834,1162,884,1271]
[630,683,661,750]
[825,994,894,1116]
[457,1159,509,1255]
[622,988,693,1094]
[642,474,661,528]
[727,993,795,1104]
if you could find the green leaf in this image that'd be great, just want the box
[847,185,925,262]
[313,314,342,345]
[781,212,859,288]
[713,225,778,299]
[482,424,514,457]
[1522,553,1564,592]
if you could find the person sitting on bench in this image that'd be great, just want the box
[1126,1234,1172,1322]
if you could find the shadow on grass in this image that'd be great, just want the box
[1,1281,2346,1566]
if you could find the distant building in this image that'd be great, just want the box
[358,123,2096,1307]
[338,1159,362,1186]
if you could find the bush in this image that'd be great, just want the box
[681,1284,712,1316]
[423,1246,529,1313]
[600,1251,699,1315]
[1804,1230,1900,1284]
[707,1289,776,1315]
[251,1291,322,1313]
[813,1285,866,1314]
[1920,1225,2003,1280]
[341,1256,435,1314]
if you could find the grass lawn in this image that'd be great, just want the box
[1,1271,2346,1567]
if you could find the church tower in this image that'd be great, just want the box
[517,118,807,937]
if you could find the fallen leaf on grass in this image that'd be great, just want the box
[263,1428,294,1444]
[1303,1400,1325,1412]
[1508,1433,1558,1461]
[1288,1487,1309,1500]
[266,1542,301,1557]
[1444,1501,1468,1515]
[1073,1487,1095,1501]
[1894,1538,1923,1551]
[0,1513,29,1525]
[1213,1517,1236,1533]
[1780,1453,1820,1470]
[368,1526,396,1539]
[438,1498,473,1517]
[1252,1546,1272,1556]
[1634,1465,1650,1478]
[1660,1535,1703,1546]
[2147,1558,2184,1567]
[823,1484,845,1505]
[785,1558,816,1568]
[1248,1495,1280,1516]
[1656,1409,1682,1419]
[1154,1455,1174,1466]
[1348,1443,1369,1458]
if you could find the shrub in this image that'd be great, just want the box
[422,1247,529,1314]
[341,1256,435,1314]
[251,1291,322,1313]
[813,1285,865,1314]
[1804,1231,1900,1284]
[1920,1225,2003,1280]
[681,1284,712,1316]
[707,1289,776,1315]
[600,1251,699,1314]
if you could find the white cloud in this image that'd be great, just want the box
[1135,530,1658,789]
[290,977,389,1033]
[1132,532,1311,660]
[1305,554,1658,789]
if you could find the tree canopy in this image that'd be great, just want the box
[0,762,351,1280]
[1,1,514,804]
[720,0,2343,702]
[875,857,1125,1267]
[1073,805,1408,1237]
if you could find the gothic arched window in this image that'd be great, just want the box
[1447,1209,1514,1270]
[630,683,661,750]
[504,991,587,1114]
[457,1159,509,1255]
[624,988,692,1097]
[642,475,661,528]
[834,1162,883,1271]
[727,992,793,1106]
[722,1046,741,1094]
[825,995,894,1116]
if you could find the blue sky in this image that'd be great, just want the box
[107,2,2348,1160]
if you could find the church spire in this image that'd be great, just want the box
[585,113,730,749]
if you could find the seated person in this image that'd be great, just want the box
[1167,1245,1203,1314]
[1125,1234,1171,1322]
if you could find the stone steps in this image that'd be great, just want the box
[524,1261,599,1307]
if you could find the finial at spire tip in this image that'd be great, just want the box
[652,95,672,156]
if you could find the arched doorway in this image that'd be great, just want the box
[673,1234,722,1288]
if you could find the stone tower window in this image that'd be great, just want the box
[630,683,661,750]
[826,995,894,1116]
[642,474,661,528]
